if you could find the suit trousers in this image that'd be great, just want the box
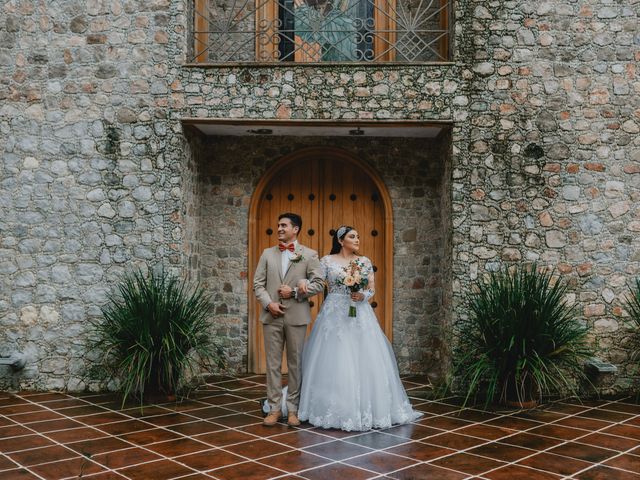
[263,321,308,414]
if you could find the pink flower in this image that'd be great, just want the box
[343,275,356,287]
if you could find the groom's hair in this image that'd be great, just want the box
[279,213,302,232]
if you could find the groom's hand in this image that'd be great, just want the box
[267,302,287,318]
[278,285,294,299]
[297,279,309,295]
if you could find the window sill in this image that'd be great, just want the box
[181,61,456,68]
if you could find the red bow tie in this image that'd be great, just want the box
[279,243,295,252]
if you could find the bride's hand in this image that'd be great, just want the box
[351,291,365,302]
[297,279,309,295]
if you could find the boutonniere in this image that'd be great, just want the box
[290,248,304,264]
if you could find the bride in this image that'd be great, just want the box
[282,225,422,431]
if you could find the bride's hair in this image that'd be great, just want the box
[330,225,353,254]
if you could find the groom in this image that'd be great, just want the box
[253,213,324,426]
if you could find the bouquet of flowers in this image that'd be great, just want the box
[337,258,370,317]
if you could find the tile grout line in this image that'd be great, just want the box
[1,378,386,479]
[4,382,640,480]
[444,398,640,479]
[191,387,640,479]
[0,405,94,480]
[11,390,223,478]
[174,378,431,478]
[40,378,343,478]
[546,398,640,478]
[202,387,519,479]
[366,399,570,478]
[348,396,638,479]
[0,449,36,476]
[268,393,640,479]
[10,391,161,478]
[563,410,640,478]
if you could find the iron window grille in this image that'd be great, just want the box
[190,0,451,63]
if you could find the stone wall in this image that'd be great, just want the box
[0,0,179,390]
[449,0,640,391]
[0,0,638,391]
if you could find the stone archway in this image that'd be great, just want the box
[247,147,394,373]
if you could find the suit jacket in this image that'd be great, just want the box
[253,244,325,326]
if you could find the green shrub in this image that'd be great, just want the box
[453,265,592,406]
[624,278,640,365]
[91,268,224,404]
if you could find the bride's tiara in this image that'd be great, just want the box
[336,226,349,239]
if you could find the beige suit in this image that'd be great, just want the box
[253,244,325,413]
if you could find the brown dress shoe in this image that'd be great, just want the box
[287,412,301,427]
[263,409,281,426]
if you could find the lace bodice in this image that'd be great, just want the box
[320,255,374,295]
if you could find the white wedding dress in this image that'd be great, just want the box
[295,255,422,431]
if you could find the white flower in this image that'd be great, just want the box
[290,251,304,263]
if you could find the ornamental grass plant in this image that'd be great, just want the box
[624,278,640,367]
[453,264,592,407]
[92,268,224,405]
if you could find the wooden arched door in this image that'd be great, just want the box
[248,148,393,373]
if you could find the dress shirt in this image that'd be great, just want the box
[281,240,298,277]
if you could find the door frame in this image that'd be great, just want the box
[247,146,394,373]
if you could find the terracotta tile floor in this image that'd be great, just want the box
[1,375,639,479]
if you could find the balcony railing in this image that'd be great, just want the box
[190,0,450,63]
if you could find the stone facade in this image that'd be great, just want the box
[0,0,638,392]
